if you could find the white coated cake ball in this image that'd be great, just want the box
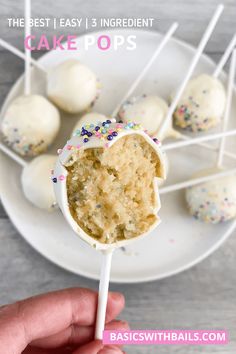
[185,168,236,223]
[71,112,107,136]
[47,59,99,114]
[1,94,60,156]
[21,154,57,211]
[174,74,226,132]
[118,95,176,139]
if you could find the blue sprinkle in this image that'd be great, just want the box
[107,135,113,141]
[87,132,93,137]
[95,126,100,131]
[84,138,89,143]
[112,131,118,137]
[52,177,57,183]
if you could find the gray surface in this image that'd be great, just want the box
[0,0,236,353]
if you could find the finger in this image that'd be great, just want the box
[98,345,124,354]
[72,340,103,354]
[30,320,129,348]
[0,288,124,353]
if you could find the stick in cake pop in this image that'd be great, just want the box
[173,33,236,132]
[158,4,224,140]
[52,121,166,339]
[185,49,236,223]
[0,0,60,157]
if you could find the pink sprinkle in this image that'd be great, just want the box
[108,129,113,134]
[104,143,109,148]
[116,124,122,129]
[57,149,62,155]
[66,145,73,150]
[59,175,65,181]
[76,144,81,149]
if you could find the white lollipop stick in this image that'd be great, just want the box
[175,133,236,160]
[158,4,224,139]
[95,250,113,340]
[0,38,45,72]
[0,142,27,167]
[160,166,236,195]
[217,49,236,167]
[213,33,236,78]
[111,22,179,117]
[24,0,31,95]
[163,128,236,151]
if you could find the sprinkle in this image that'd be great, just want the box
[102,122,107,126]
[87,132,93,137]
[95,126,100,131]
[66,145,73,150]
[101,129,107,134]
[84,138,89,143]
[52,177,57,183]
[59,175,65,181]
[106,119,111,124]
[76,144,81,149]
[107,135,113,141]
[112,131,118,137]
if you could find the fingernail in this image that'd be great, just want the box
[98,347,120,354]
[110,292,124,303]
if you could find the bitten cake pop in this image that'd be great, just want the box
[47,59,99,114]
[1,95,60,156]
[53,119,166,248]
[185,168,236,223]
[173,74,226,132]
[21,154,57,210]
[71,112,107,136]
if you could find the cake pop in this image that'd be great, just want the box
[1,95,60,156]
[47,59,99,114]
[173,74,226,132]
[21,154,57,210]
[118,95,178,138]
[0,0,60,157]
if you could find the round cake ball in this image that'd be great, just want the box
[21,154,57,211]
[173,74,226,132]
[1,94,60,156]
[185,168,236,223]
[71,112,107,136]
[118,95,174,139]
[47,59,99,114]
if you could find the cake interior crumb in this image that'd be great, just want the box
[65,134,162,244]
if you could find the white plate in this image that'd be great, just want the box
[1,29,236,283]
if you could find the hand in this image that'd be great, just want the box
[0,288,128,354]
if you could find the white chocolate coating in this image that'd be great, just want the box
[53,120,166,250]
[185,168,236,223]
[71,112,107,136]
[47,59,99,114]
[1,94,60,156]
[21,154,57,210]
[118,95,175,139]
[174,74,226,132]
